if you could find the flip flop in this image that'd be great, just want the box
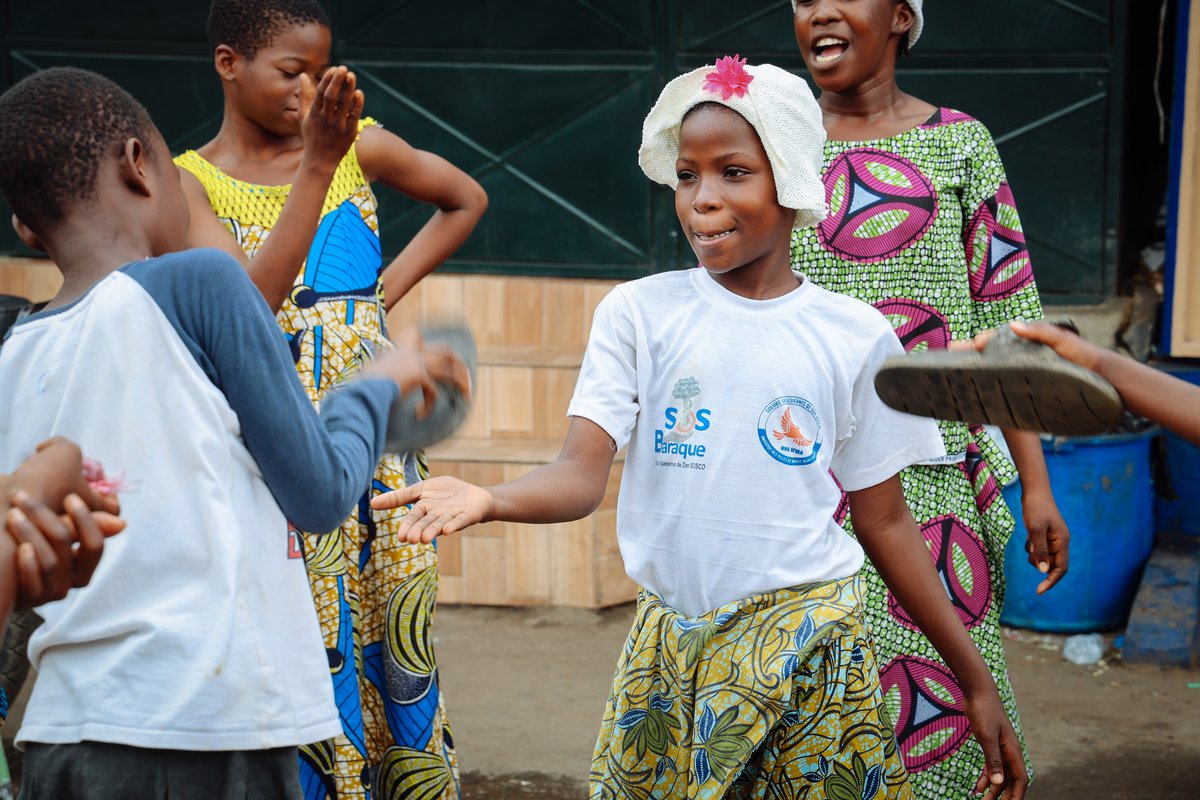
[385,324,476,453]
[873,324,1125,436]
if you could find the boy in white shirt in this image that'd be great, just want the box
[373,58,1028,800]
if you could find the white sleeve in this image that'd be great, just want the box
[831,327,947,492]
[566,287,640,449]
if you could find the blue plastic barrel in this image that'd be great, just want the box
[1151,363,1200,535]
[1000,429,1157,632]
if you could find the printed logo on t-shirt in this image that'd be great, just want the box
[654,375,712,470]
[758,396,822,466]
[287,522,305,559]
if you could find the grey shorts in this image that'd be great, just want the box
[18,741,301,800]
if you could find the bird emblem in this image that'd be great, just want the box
[772,407,813,448]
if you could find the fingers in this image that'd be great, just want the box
[299,72,316,120]
[1037,538,1070,595]
[414,374,439,420]
[999,728,1029,799]
[92,512,127,537]
[425,347,472,400]
[1025,525,1050,575]
[370,484,423,511]
[7,491,70,600]
[14,542,44,605]
[64,493,104,588]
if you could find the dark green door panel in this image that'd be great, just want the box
[0,0,1131,302]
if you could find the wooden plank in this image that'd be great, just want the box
[463,276,507,345]
[504,522,552,605]
[549,518,597,607]
[489,366,534,434]
[532,366,577,439]
[461,535,508,605]
[541,280,586,350]
[0,258,62,303]
[504,278,543,346]
[1172,0,1200,356]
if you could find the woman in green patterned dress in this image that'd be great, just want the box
[789,2,1071,797]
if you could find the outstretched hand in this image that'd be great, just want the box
[371,476,493,544]
[299,66,365,171]
[964,693,1029,799]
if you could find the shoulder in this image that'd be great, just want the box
[354,117,412,175]
[803,282,897,344]
[121,248,251,302]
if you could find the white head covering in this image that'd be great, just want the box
[790,0,924,49]
[638,56,827,230]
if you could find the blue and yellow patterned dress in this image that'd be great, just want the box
[177,125,457,800]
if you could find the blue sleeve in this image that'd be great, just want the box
[122,249,399,533]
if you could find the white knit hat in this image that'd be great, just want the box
[790,0,924,49]
[638,56,827,230]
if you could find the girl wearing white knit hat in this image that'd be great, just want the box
[788,2,1062,798]
[375,54,1027,800]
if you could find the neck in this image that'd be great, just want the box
[709,248,799,301]
[818,72,907,121]
[40,216,154,309]
[212,98,302,163]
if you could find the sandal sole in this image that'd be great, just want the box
[874,354,1125,436]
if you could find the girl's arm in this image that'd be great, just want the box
[371,417,616,544]
[356,126,488,310]
[183,67,365,313]
[849,476,1028,800]
[1002,428,1070,595]
[1010,320,1200,445]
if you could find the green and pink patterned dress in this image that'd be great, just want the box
[791,107,1040,799]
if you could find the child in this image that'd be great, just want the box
[788,2,1068,794]
[176,3,487,795]
[974,321,1200,445]
[0,67,467,799]
[372,57,1027,800]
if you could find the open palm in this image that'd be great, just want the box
[371,476,492,544]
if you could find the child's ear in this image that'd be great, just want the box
[118,138,153,198]
[11,214,46,253]
[214,45,240,81]
[892,1,915,37]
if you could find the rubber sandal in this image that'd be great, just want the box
[384,324,476,453]
[873,323,1125,436]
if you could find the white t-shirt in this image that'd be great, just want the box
[0,251,397,751]
[567,269,946,617]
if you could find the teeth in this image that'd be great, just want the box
[815,37,847,47]
[696,230,733,242]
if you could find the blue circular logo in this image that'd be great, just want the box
[758,396,822,466]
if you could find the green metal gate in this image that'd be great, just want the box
[1,0,1130,302]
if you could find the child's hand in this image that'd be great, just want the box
[8,437,120,517]
[364,328,472,417]
[964,693,1029,799]
[1008,320,1105,372]
[1020,491,1070,594]
[299,66,365,171]
[7,490,125,608]
[371,476,493,543]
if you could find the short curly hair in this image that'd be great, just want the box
[207,0,331,59]
[0,67,156,235]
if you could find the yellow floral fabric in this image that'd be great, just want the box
[591,577,912,800]
[176,134,457,800]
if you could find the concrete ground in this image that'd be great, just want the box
[436,605,1200,799]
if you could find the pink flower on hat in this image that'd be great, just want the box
[703,55,754,100]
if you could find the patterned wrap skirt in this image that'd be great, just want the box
[590,576,913,800]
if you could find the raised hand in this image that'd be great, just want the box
[299,66,365,171]
[364,327,472,417]
[370,476,493,544]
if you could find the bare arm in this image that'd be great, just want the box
[371,417,616,543]
[356,125,487,310]
[849,476,1028,800]
[1004,321,1200,445]
[1001,427,1070,594]
[184,67,365,312]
